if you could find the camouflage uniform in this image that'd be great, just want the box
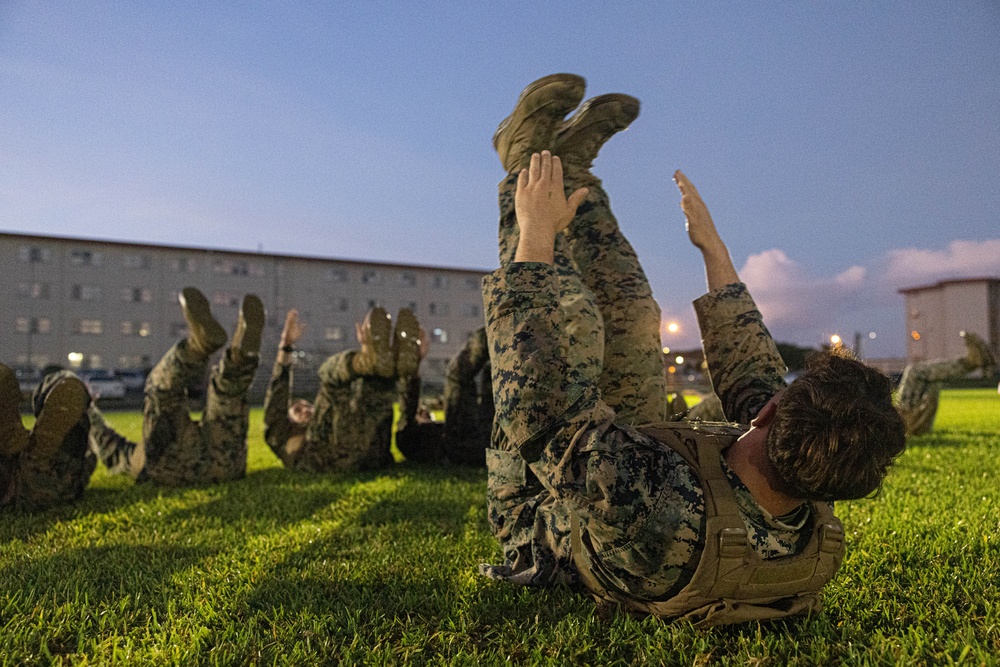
[0,371,94,510]
[897,357,976,436]
[137,341,257,485]
[481,173,816,602]
[396,327,495,466]
[263,350,394,472]
[87,404,137,476]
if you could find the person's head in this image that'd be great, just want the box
[288,399,315,425]
[764,350,906,501]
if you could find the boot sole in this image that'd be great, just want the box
[368,307,395,378]
[557,93,641,143]
[180,287,227,352]
[238,294,266,356]
[493,73,587,150]
[29,377,89,459]
[394,308,421,378]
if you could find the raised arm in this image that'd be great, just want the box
[674,170,739,291]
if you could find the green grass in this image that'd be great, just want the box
[2,390,999,665]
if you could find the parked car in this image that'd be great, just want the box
[115,368,149,393]
[77,369,127,399]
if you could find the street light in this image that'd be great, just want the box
[830,334,842,347]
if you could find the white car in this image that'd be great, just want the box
[77,369,127,399]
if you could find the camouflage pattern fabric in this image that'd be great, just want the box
[395,375,446,464]
[692,283,788,425]
[87,404,137,476]
[684,393,726,422]
[481,173,810,601]
[138,341,257,485]
[442,327,493,466]
[395,327,495,466]
[263,350,394,472]
[897,357,974,435]
[2,371,95,511]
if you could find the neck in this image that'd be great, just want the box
[725,430,803,517]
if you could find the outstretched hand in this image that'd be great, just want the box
[674,169,740,290]
[280,309,305,347]
[674,170,723,252]
[513,151,589,264]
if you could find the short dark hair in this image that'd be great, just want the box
[765,349,906,501]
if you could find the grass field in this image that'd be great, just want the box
[2,389,998,665]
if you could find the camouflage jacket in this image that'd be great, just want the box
[483,263,812,601]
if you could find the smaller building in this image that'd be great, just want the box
[899,277,1000,363]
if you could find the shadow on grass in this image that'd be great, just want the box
[0,544,212,608]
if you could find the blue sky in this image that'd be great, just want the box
[2,1,998,357]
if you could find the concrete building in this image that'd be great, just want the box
[899,277,1000,363]
[1,232,490,397]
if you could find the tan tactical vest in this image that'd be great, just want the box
[570,423,845,627]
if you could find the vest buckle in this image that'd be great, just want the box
[819,523,844,553]
[718,527,748,559]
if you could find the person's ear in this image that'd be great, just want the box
[750,391,783,428]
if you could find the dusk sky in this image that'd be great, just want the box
[3,2,998,357]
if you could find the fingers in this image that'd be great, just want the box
[528,152,541,185]
[567,186,589,212]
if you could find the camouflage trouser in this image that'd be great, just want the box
[87,404,137,476]
[289,350,395,473]
[395,375,446,464]
[897,357,973,436]
[139,341,257,485]
[2,371,95,510]
[483,172,677,587]
[395,328,494,466]
[442,327,493,466]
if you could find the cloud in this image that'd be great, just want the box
[886,240,1000,289]
[738,249,867,330]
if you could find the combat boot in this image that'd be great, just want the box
[555,93,640,176]
[493,73,586,173]
[29,375,89,459]
[352,307,395,378]
[0,364,29,458]
[961,331,997,374]
[393,308,422,379]
[231,294,265,360]
[179,287,227,359]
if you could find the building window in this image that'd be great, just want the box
[123,253,152,269]
[212,292,241,307]
[214,259,248,276]
[432,275,449,289]
[428,302,449,317]
[464,276,480,290]
[19,246,50,263]
[123,287,154,303]
[71,284,103,301]
[75,319,103,335]
[326,268,348,283]
[170,322,188,338]
[212,259,264,277]
[70,249,102,266]
[367,299,378,310]
[15,317,52,335]
[18,282,50,299]
[461,303,481,317]
[401,301,417,313]
[431,328,448,344]
[121,321,152,337]
[325,326,344,341]
[171,257,197,273]
[361,270,382,285]
[399,272,417,287]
